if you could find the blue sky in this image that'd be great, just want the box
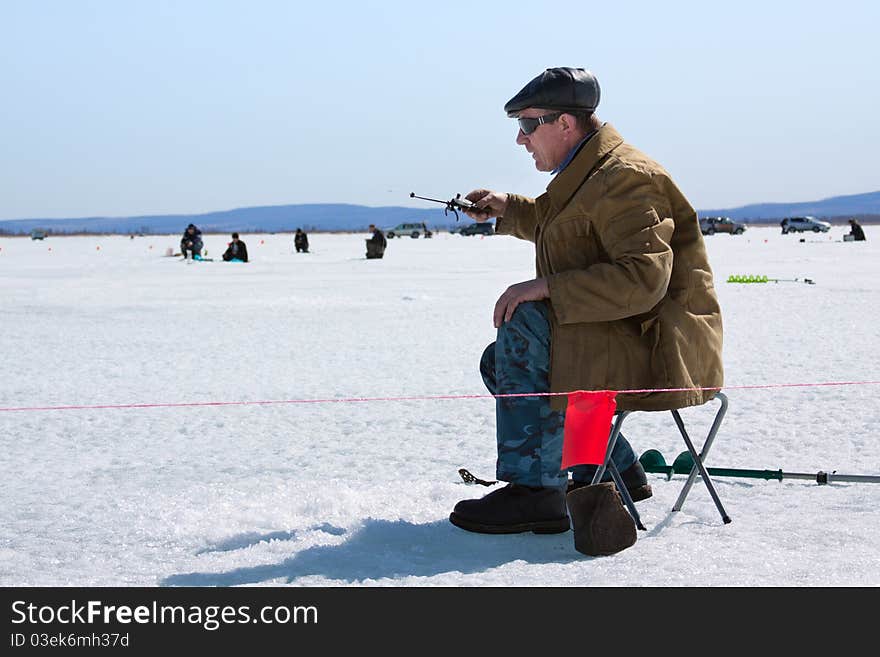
[1,0,878,219]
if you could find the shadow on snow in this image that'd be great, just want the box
[163,518,583,586]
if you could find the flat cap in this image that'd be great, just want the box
[504,67,600,116]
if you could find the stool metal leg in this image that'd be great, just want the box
[589,410,645,530]
[671,392,732,524]
[590,411,630,485]
[671,392,727,511]
[607,459,646,530]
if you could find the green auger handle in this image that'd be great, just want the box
[670,451,784,480]
[640,450,880,484]
[641,450,783,481]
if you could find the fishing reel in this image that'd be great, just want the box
[410,192,478,221]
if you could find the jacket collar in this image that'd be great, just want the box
[546,122,624,209]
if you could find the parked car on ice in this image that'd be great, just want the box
[780,216,831,234]
[457,222,495,236]
[699,216,747,235]
[30,229,47,240]
[386,222,432,239]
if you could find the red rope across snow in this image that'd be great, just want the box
[1,380,879,413]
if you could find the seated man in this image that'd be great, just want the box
[450,66,723,536]
[222,232,249,262]
[365,224,387,259]
[848,218,866,241]
[180,223,204,258]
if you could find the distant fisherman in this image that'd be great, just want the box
[848,218,866,241]
[294,228,309,253]
[365,224,386,259]
[180,223,203,259]
[222,232,249,262]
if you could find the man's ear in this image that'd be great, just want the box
[559,113,577,133]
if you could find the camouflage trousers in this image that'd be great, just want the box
[480,301,637,490]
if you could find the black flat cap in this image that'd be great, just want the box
[504,67,600,116]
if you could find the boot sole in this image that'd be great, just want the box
[449,512,570,535]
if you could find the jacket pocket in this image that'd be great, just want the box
[541,215,600,269]
[545,214,592,239]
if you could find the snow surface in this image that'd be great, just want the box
[1,226,878,586]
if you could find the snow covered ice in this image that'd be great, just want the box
[1,226,878,586]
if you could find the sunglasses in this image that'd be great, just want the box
[517,112,562,135]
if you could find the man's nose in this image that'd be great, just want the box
[516,130,528,145]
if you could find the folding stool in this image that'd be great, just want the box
[590,392,732,529]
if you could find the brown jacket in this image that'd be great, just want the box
[496,123,723,412]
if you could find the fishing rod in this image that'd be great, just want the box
[640,449,880,485]
[768,277,815,284]
[727,275,815,284]
[409,192,477,221]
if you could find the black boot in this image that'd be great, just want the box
[567,460,653,502]
[450,483,570,534]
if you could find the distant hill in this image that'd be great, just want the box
[2,190,878,235]
[0,204,455,235]
[700,190,880,222]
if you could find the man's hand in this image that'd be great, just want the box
[493,278,550,328]
[464,189,509,222]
